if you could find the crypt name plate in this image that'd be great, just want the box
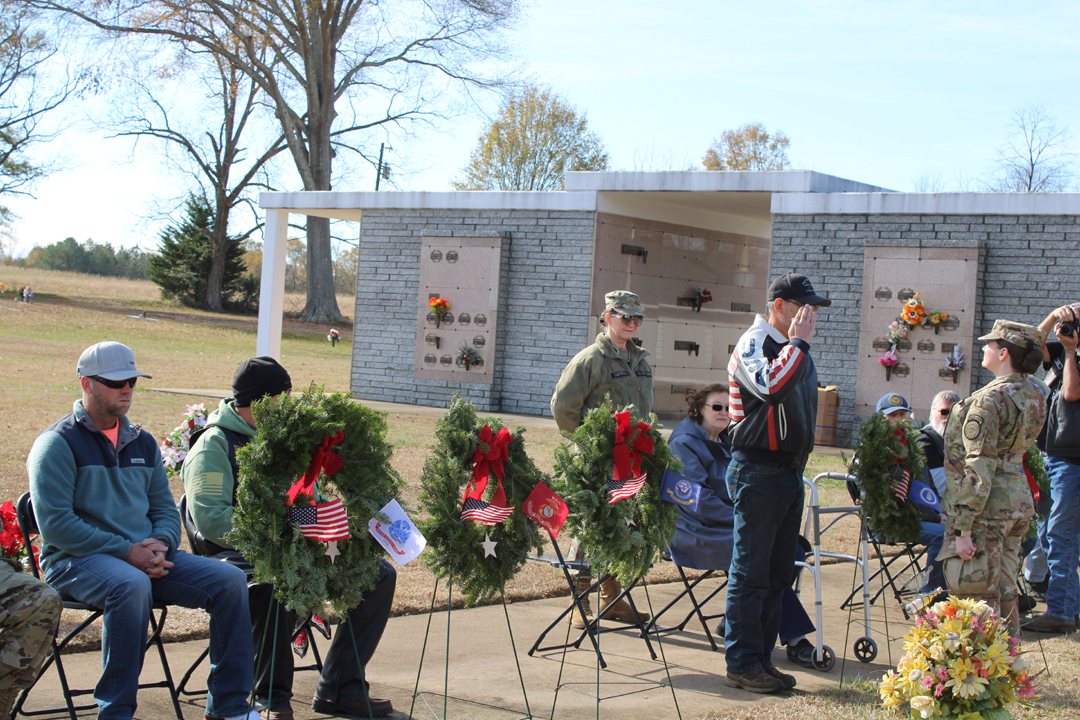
[414,237,502,384]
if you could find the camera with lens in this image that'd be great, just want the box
[1060,320,1080,338]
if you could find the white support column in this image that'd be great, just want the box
[256,209,289,358]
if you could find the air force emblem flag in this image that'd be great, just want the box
[909,479,940,512]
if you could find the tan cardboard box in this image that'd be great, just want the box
[816,385,839,447]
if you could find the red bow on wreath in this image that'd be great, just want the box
[286,431,345,504]
[1023,453,1040,504]
[608,411,654,503]
[887,428,911,501]
[613,411,654,482]
[460,425,515,524]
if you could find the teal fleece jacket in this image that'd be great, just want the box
[181,398,255,547]
[27,400,181,572]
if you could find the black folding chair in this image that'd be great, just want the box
[13,492,184,720]
[175,495,324,698]
[840,480,929,619]
[642,555,726,652]
[526,542,656,669]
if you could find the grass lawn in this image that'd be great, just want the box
[3,268,1077,719]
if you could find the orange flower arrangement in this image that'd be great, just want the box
[429,297,450,328]
[900,293,927,325]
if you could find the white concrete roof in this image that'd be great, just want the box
[772,191,1080,215]
[259,190,598,219]
[565,170,892,194]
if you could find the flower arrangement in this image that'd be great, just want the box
[328,328,341,346]
[456,344,483,371]
[160,403,209,475]
[693,287,713,312]
[430,297,450,328]
[945,347,965,383]
[1,500,34,571]
[927,309,949,333]
[880,596,1036,719]
[888,321,910,346]
[880,348,899,380]
[901,293,928,326]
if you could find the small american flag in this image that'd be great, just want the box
[460,497,514,525]
[289,498,350,541]
[887,465,911,502]
[607,474,647,504]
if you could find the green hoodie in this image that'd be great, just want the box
[181,398,254,547]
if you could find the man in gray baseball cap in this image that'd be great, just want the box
[76,341,153,381]
[27,342,260,720]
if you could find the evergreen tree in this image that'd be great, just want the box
[149,194,257,311]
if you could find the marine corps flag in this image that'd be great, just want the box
[523,481,569,539]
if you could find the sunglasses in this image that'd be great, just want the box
[614,314,644,325]
[709,403,729,412]
[91,376,137,389]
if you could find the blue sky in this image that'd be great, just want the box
[7,0,1080,255]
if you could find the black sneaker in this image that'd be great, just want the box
[786,638,816,668]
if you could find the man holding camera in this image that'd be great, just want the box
[1024,304,1080,633]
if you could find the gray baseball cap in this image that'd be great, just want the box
[76,342,152,380]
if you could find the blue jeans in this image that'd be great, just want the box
[46,550,253,720]
[920,522,946,593]
[724,459,804,674]
[1044,456,1080,619]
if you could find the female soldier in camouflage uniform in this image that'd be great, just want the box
[939,320,1049,636]
[550,290,654,628]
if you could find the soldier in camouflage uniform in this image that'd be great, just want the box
[939,320,1049,636]
[550,290,653,628]
[0,557,62,717]
[551,290,654,432]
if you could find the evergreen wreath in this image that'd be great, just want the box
[1024,444,1051,537]
[849,412,925,544]
[551,401,679,586]
[417,396,545,606]
[228,386,404,615]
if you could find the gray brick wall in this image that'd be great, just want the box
[771,213,1079,446]
[352,209,597,416]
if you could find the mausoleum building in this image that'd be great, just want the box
[257,171,1080,446]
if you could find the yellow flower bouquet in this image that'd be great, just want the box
[880,596,1036,719]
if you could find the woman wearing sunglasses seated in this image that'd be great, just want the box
[668,383,818,667]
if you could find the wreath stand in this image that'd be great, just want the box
[529,532,682,720]
[250,598,381,719]
[407,578,534,720]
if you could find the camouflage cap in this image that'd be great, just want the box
[604,291,644,317]
[978,319,1046,348]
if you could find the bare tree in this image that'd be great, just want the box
[30,0,517,322]
[989,105,1073,192]
[912,170,945,192]
[0,3,84,222]
[111,45,285,310]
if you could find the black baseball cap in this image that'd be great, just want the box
[767,273,831,307]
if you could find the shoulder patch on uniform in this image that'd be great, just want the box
[964,415,984,440]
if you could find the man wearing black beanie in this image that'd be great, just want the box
[182,357,396,719]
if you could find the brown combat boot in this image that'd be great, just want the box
[598,578,650,624]
[569,572,595,629]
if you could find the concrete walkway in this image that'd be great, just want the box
[17,560,916,720]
